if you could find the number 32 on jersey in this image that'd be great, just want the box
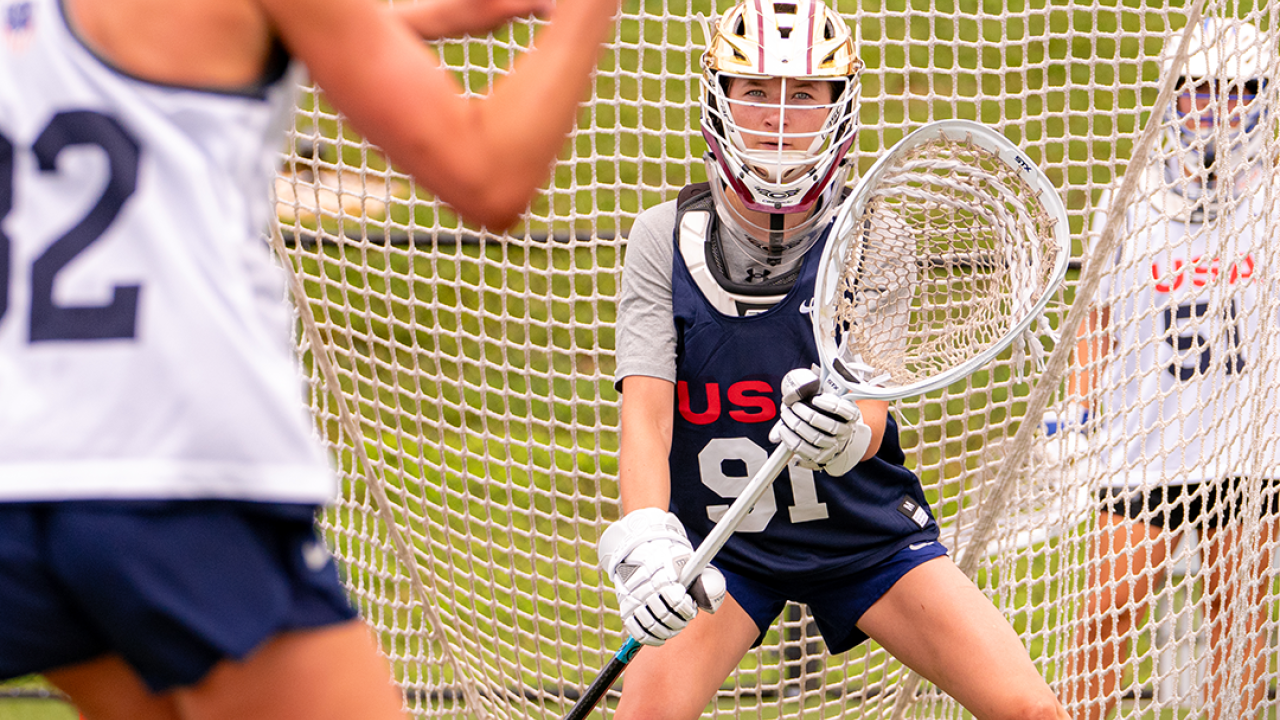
[1,109,141,342]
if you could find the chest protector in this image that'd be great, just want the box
[667,185,939,582]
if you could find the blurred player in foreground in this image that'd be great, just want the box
[1055,17,1280,720]
[598,2,1069,718]
[0,0,616,717]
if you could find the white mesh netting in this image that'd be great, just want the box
[270,1,1280,718]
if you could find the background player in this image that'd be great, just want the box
[1056,17,1280,720]
[598,2,1070,718]
[0,0,616,717]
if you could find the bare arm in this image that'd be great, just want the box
[618,376,676,514]
[394,0,553,40]
[65,0,615,231]
[261,0,617,230]
[1068,306,1111,404]
[855,399,890,462]
[1070,201,1115,407]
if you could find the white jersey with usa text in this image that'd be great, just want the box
[1090,165,1280,489]
[0,0,335,502]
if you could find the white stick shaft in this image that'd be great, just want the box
[677,445,796,588]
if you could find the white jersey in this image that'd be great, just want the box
[0,0,335,502]
[1090,163,1280,488]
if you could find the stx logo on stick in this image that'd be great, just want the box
[677,380,778,425]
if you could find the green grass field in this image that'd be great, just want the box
[0,678,76,720]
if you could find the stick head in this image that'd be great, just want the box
[813,120,1070,400]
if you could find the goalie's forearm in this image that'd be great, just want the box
[855,399,890,462]
[618,376,675,514]
[618,451,671,515]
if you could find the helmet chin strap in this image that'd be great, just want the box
[767,213,787,263]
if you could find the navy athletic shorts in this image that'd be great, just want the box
[722,539,949,655]
[0,500,357,692]
[1099,478,1280,531]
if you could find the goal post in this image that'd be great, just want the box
[272,1,1280,718]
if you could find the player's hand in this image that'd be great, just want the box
[597,508,726,646]
[1042,402,1090,437]
[1037,403,1090,485]
[769,368,873,476]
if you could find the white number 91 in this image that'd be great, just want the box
[697,437,830,532]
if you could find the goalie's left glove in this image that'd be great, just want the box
[768,367,873,477]
[597,508,726,646]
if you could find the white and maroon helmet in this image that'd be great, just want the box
[700,0,862,222]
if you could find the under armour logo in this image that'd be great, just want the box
[745,268,772,283]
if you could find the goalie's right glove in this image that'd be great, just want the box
[768,367,873,477]
[597,508,726,646]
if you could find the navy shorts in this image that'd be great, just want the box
[1099,478,1280,531]
[0,500,357,692]
[722,540,949,655]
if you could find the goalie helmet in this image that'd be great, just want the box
[1157,17,1273,219]
[700,0,862,259]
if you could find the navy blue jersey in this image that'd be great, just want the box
[668,196,939,585]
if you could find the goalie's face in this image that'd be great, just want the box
[705,76,843,256]
[709,75,847,218]
[724,76,839,157]
[1174,79,1259,134]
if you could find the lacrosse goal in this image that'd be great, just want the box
[271,1,1280,718]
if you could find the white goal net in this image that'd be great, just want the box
[271,1,1280,718]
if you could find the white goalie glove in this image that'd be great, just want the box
[768,368,873,477]
[597,508,726,646]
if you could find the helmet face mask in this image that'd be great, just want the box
[1167,78,1267,191]
[700,0,862,252]
[1159,18,1272,214]
[705,156,840,264]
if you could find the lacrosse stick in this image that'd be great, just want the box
[563,119,1069,720]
